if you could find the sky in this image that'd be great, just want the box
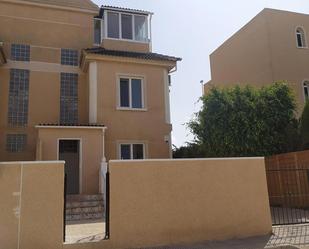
[93,0,309,147]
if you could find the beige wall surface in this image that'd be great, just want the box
[37,127,104,194]
[209,10,273,88]
[0,158,271,249]
[266,9,309,114]
[0,1,95,49]
[96,61,172,160]
[0,161,64,249]
[105,158,272,249]
[0,0,94,162]
[208,8,309,114]
[102,39,151,53]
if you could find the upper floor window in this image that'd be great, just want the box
[11,44,30,61]
[61,49,79,66]
[6,134,27,153]
[60,73,78,124]
[304,81,309,100]
[94,18,102,45]
[8,69,29,127]
[118,76,144,109]
[296,27,307,48]
[120,143,145,159]
[106,11,148,42]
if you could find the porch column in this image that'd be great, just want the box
[89,61,98,123]
[99,128,107,194]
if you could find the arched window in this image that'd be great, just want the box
[296,27,307,48]
[304,81,309,100]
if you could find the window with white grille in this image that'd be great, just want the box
[61,49,79,66]
[11,44,30,61]
[6,134,27,153]
[8,69,30,126]
[60,73,78,124]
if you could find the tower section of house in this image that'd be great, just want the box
[0,1,181,194]
[205,8,309,114]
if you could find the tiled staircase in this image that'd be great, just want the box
[65,194,105,222]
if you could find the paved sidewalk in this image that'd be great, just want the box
[65,219,105,244]
[139,225,309,249]
[64,222,309,248]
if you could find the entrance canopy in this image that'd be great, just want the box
[35,124,106,194]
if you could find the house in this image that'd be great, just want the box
[0,0,181,195]
[205,8,309,114]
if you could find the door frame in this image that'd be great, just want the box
[57,138,83,194]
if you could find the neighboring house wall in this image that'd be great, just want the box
[207,8,309,114]
[266,9,309,113]
[0,0,95,161]
[0,158,272,249]
[209,10,273,88]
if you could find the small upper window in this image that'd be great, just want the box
[296,27,307,48]
[134,15,147,42]
[61,49,79,66]
[107,12,120,39]
[94,18,102,45]
[11,44,30,61]
[106,11,149,42]
[119,77,144,109]
[304,81,309,100]
[121,14,133,40]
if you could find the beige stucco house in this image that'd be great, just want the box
[0,0,181,195]
[205,8,309,114]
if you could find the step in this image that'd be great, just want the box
[66,194,103,202]
[65,194,105,222]
[66,211,104,221]
[66,205,104,215]
[66,200,103,209]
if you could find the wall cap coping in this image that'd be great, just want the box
[110,157,265,163]
[35,125,107,131]
[0,160,65,165]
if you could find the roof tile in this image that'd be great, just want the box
[84,47,182,62]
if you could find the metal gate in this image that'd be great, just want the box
[266,167,309,225]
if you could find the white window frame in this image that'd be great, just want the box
[104,10,149,44]
[94,18,103,46]
[118,142,146,160]
[117,75,146,111]
[296,26,307,49]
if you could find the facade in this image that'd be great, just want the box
[205,8,309,114]
[0,0,180,194]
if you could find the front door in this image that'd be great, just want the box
[59,140,80,195]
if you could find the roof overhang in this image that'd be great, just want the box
[102,5,153,16]
[0,42,7,65]
[35,124,107,131]
[81,51,178,72]
[0,0,99,15]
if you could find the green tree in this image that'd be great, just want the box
[188,82,298,157]
[300,101,309,149]
[173,143,204,158]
